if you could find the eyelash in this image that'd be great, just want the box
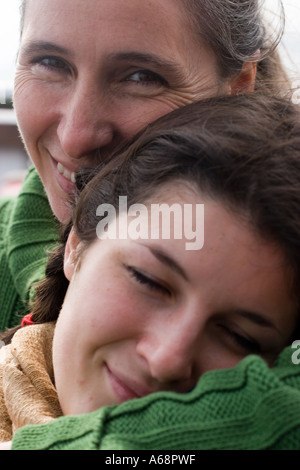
[126,267,262,354]
[32,57,167,87]
[125,70,168,87]
[220,325,261,354]
[31,56,70,73]
[127,266,171,296]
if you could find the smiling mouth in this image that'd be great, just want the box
[57,162,77,183]
[105,364,152,403]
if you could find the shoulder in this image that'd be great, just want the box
[8,323,56,379]
[0,323,56,367]
[9,167,52,220]
[0,323,56,366]
[0,167,48,227]
[17,166,45,197]
[0,195,15,225]
[11,323,56,352]
[0,195,15,259]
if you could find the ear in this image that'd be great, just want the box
[229,61,258,94]
[64,228,81,281]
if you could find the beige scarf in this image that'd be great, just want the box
[0,322,62,442]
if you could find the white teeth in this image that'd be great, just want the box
[57,162,64,175]
[57,162,76,183]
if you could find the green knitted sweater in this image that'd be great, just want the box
[1,168,300,450]
[0,167,59,329]
[11,347,300,450]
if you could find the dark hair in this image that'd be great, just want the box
[1,92,299,346]
[19,0,289,93]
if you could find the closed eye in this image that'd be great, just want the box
[218,324,262,354]
[126,265,171,296]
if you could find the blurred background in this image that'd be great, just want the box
[0,0,299,195]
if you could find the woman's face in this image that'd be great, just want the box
[53,188,298,415]
[14,0,251,222]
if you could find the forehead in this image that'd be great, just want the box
[23,0,191,45]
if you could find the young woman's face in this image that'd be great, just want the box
[14,0,253,222]
[53,189,298,416]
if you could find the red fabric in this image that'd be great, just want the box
[21,313,35,327]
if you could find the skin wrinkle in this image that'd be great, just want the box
[15,0,230,222]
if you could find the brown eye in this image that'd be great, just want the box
[125,70,168,86]
[32,56,70,73]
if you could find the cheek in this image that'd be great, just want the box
[14,72,56,146]
[52,316,80,413]
[59,276,141,347]
[86,287,143,341]
[114,99,174,139]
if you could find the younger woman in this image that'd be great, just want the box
[2,93,300,448]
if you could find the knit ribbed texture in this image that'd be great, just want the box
[12,347,300,450]
[0,168,59,329]
[0,323,62,441]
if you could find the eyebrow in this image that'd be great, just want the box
[146,246,188,281]
[21,42,183,77]
[21,40,73,59]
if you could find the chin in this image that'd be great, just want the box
[49,194,72,223]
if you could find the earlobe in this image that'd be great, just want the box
[64,228,81,281]
[230,61,258,95]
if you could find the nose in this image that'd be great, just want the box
[137,314,201,388]
[57,82,115,161]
